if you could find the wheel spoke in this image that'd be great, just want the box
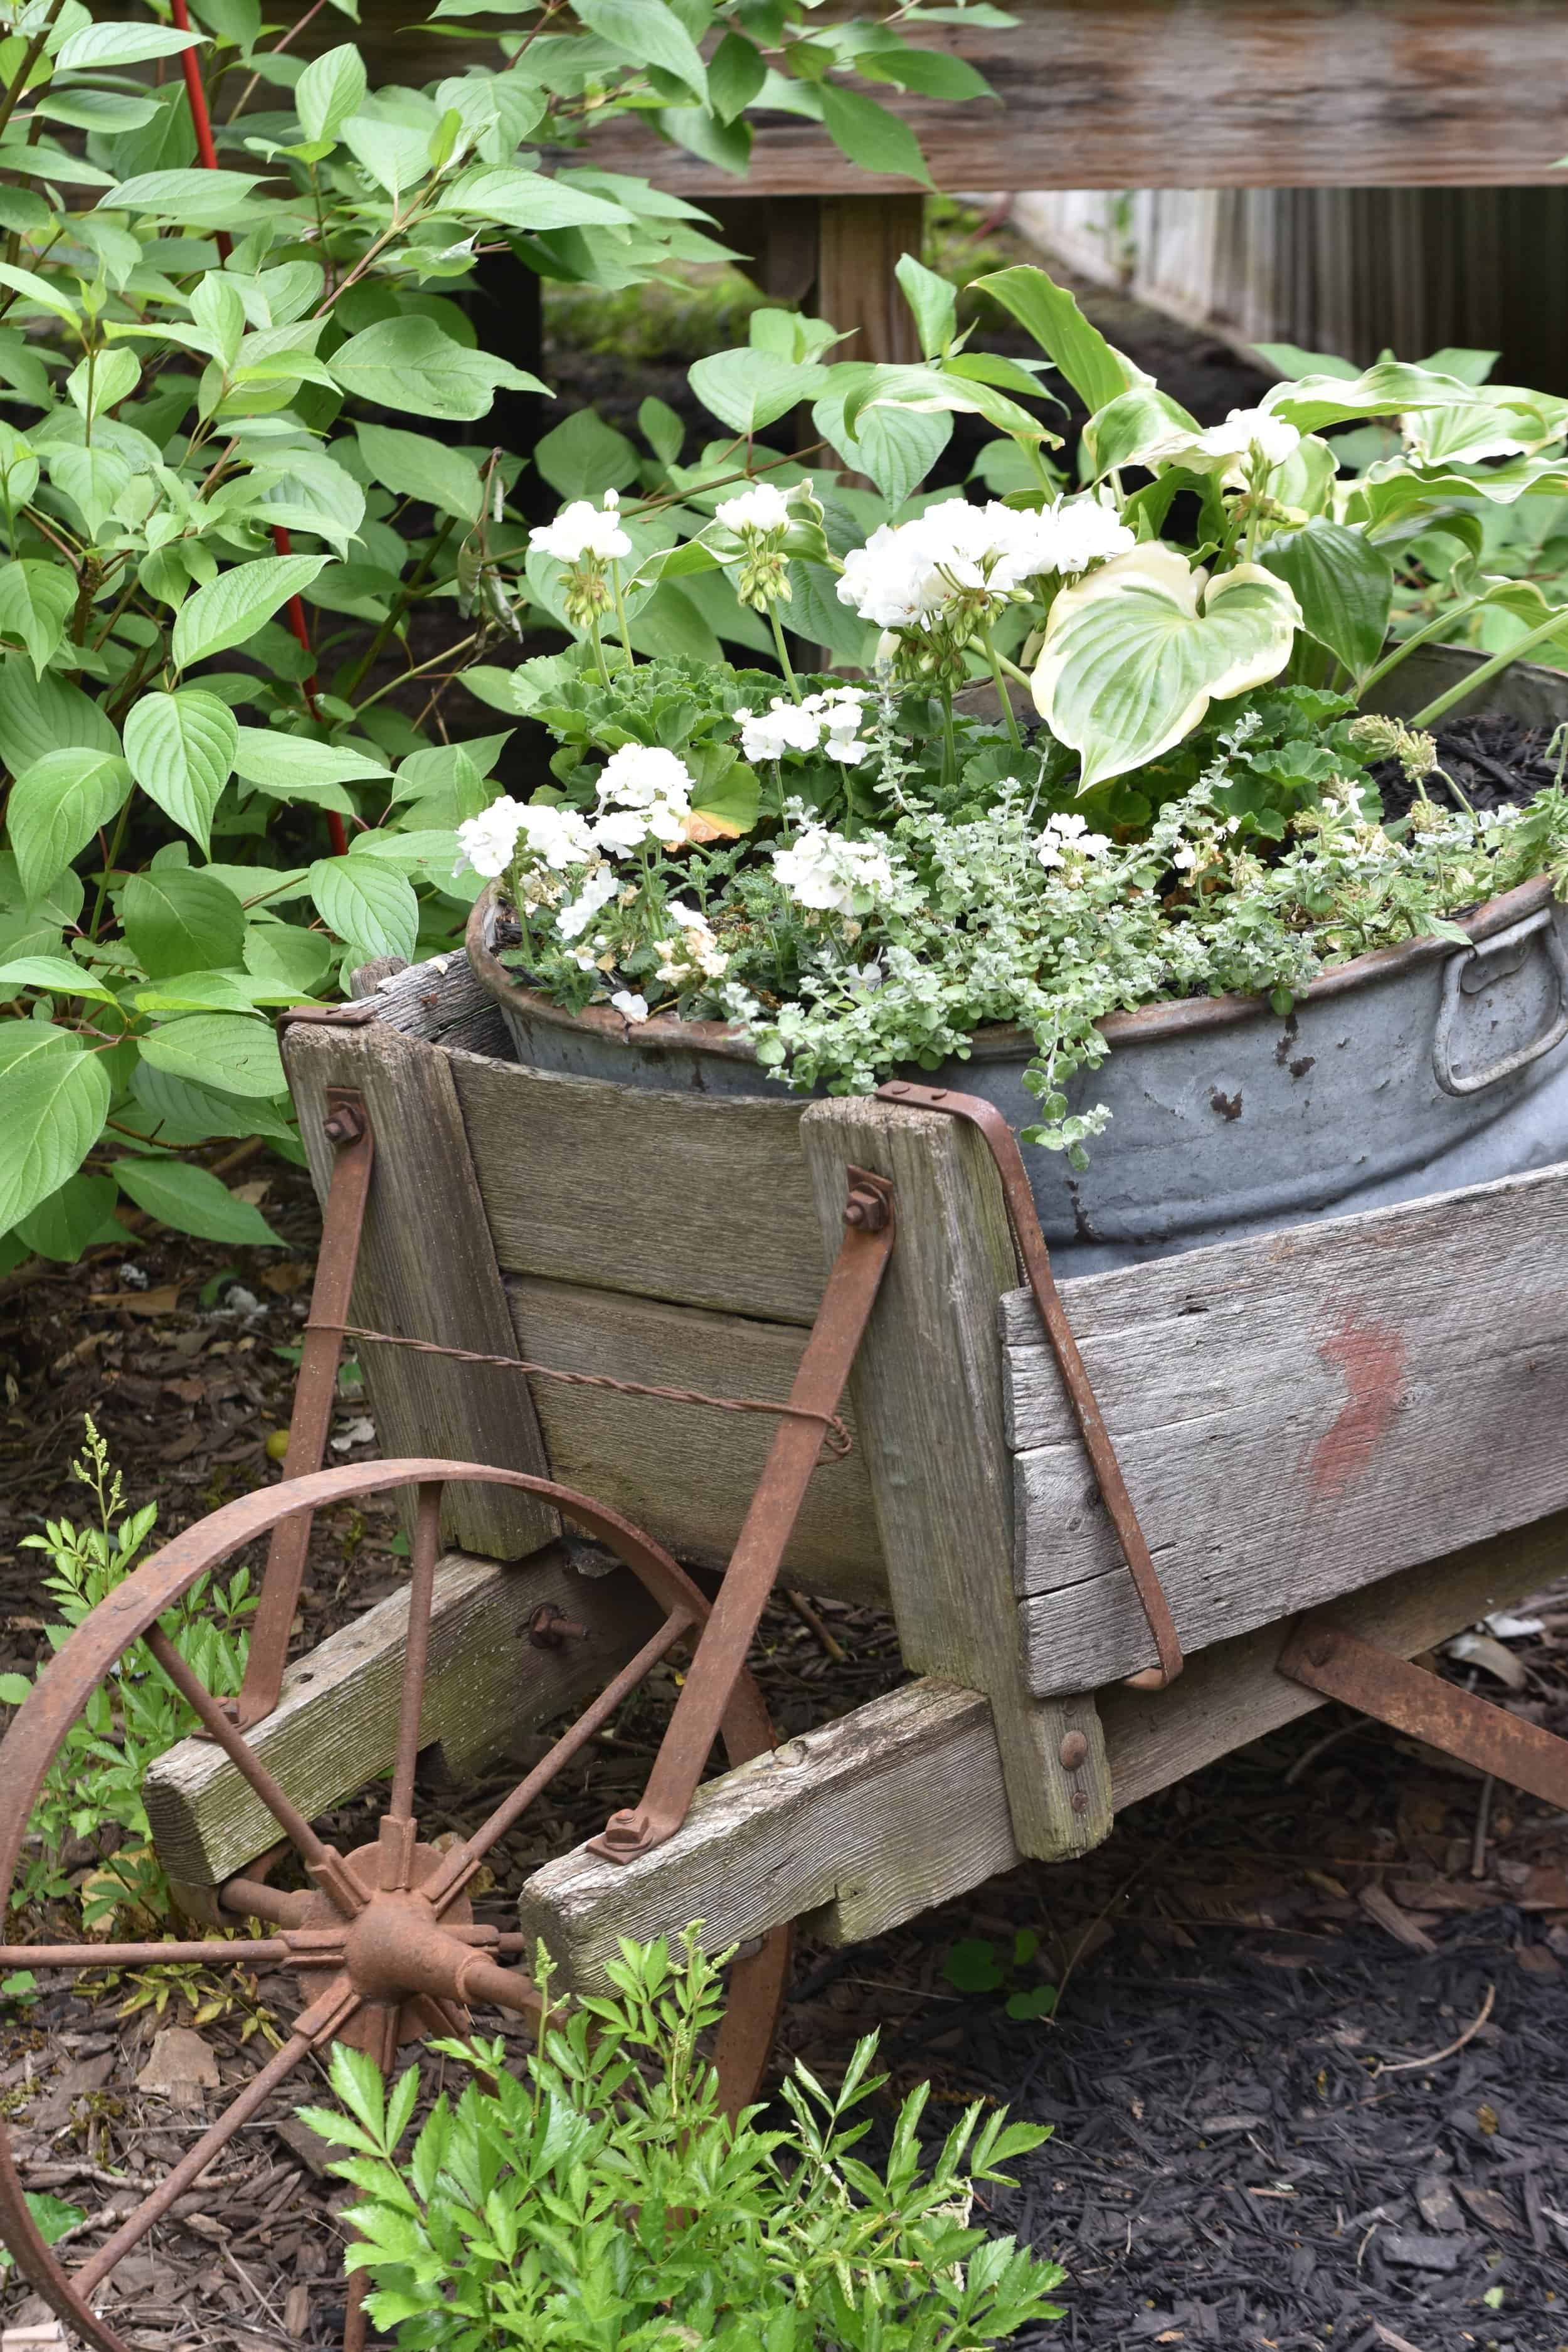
[423,1609,694,1915]
[0,1938,290,1970]
[385,1483,442,1850]
[143,1628,368,1917]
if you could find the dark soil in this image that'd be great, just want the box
[1376,714,1568,828]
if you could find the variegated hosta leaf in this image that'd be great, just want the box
[1032,545,1301,793]
[1401,386,1568,466]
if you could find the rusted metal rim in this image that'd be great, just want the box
[0,1459,788,2348]
[468,875,1557,1071]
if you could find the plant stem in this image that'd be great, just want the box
[1359,599,1481,696]
[940,688,957,788]
[982,622,1025,756]
[88,790,137,941]
[341,516,455,699]
[1411,608,1568,728]
[610,558,633,671]
[0,0,66,147]
[588,612,612,689]
[767,600,798,697]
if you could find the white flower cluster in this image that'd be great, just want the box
[457,745,699,896]
[714,481,793,536]
[528,489,632,564]
[593,742,692,852]
[837,497,1134,628]
[735,684,871,766]
[655,899,728,985]
[1034,811,1111,871]
[772,820,896,918]
[456,798,594,882]
[1194,406,1301,470]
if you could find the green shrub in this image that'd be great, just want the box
[0,1415,252,1929]
[300,1927,1067,2349]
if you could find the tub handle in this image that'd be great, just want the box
[1433,907,1568,1096]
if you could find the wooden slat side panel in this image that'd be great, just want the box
[517,1516,1567,1986]
[581,1,1568,193]
[502,1274,889,1604]
[1001,1161,1568,1691]
[352,951,511,1055]
[452,1049,823,1327]
[284,1023,556,1563]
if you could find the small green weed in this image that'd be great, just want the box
[0,1418,253,1932]
[943,1929,1060,2023]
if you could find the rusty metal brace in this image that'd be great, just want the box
[221,1086,376,1732]
[877,1080,1184,1692]
[589,1166,898,1862]
[1278,1615,1568,1811]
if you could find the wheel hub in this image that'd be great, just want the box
[287,1839,475,2050]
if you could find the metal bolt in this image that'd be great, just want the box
[1058,1730,1089,1771]
[1071,1789,1089,1814]
[323,1104,364,1146]
[843,1188,889,1232]
[526,1603,588,1650]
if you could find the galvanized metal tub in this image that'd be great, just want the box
[467,645,1568,1276]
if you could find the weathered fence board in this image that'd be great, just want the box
[145,1547,660,1888]
[801,1098,1112,1861]
[453,1051,821,1328]
[1005,1161,1568,1692]
[503,1274,887,1601]
[583,1,1568,193]
[285,1021,556,1565]
[518,1512,1565,1989]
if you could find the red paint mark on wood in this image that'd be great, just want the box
[1308,1311,1406,1495]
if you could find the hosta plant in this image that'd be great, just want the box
[300,1927,1066,2349]
[455,260,1568,1158]
[0,0,999,1271]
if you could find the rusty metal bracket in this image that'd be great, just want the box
[1277,1615,1568,1810]
[221,1091,376,1732]
[877,1079,1184,1691]
[589,1165,897,1862]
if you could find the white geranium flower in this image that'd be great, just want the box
[455,797,525,879]
[738,698,825,763]
[836,498,1134,628]
[591,807,654,856]
[715,482,792,536]
[556,866,621,940]
[596,743,694,814]
[529,493,632,564]
[610,989,649,1023]
[1047,497,1138,576]
[1195,407,1301,469]
[772,824,895,917]
[1034,811,1111,871]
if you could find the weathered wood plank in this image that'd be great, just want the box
[818,196,926,368]
[284,1022,556,1564]
[349,950,511,1056]
[452,1049,822,1327]
[1003,1160,1568,1691]
[800,1098,1111,1860]
[517,1512,1567,1988]
[503,1275,887,1604]
[144,1547,662,1887]
[583,1,1568,194]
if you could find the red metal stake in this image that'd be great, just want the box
[169,0,347,854]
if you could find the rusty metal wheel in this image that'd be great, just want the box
[0,1459,790,2352]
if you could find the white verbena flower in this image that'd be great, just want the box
[772,824,895,918]
[1195,407,1301,469]
[610,988,650,1023]
[596,742,694,815]
[455,797,525,880]
[715,481,792,536]
[556,866,622,940]
[529,492,632,564]
[655,900,729,984]
[516,802,595,871]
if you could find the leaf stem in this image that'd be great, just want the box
[768,600,798,698]
[982,622,1025,756]
[1411,608,1568,728]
